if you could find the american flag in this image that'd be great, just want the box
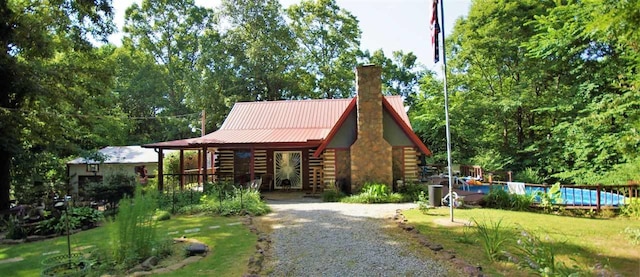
[430,0,440,63]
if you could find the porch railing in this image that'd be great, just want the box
[159,173,217,191]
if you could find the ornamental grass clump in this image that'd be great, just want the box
[472,217,508,262]
[109,187,162,269]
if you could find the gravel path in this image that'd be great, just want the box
[264,198,450,277]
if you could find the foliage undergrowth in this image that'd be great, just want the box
[35,207,104,235]
[537,183,563,213]
[86,172,136,208]
[155,182,270,216]
[622,227,640,246]
[513,167,544,184]
[514,228,583,276]
[482,187,534,211]
[416,191,431,213]
[620,198,640,219]
[341,183,404,203]
[397,183,430,202]
[321,189,345,202]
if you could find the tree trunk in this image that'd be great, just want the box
[516,107,524,147]
[503,119,509,149]
[0,150,11,210]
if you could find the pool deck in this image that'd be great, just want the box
[446,186,485,205]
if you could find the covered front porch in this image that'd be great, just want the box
[144,139,329,193]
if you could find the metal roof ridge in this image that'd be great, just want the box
[233,98,353,104]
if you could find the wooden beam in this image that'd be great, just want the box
[158,149,164,191]
[202,146,208,185]
[179,150,185,190]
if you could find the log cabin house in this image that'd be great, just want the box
[143,65,431,193]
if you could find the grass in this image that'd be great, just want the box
[0,215,256,276]
[403,208,640,276]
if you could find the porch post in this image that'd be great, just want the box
[179,150,185,190]
[158,149,164,191]
[197,149,202,184]
[202,146,208,185]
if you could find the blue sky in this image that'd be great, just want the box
[110,0,471,71]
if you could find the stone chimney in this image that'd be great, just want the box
[350,65,393,191]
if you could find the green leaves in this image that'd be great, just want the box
[287,0,361,98]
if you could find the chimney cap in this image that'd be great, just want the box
[359,64,378,68]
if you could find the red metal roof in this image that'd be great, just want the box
[143,96,422,150]
[220,98,353,130]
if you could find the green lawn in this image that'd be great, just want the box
[0,215,256,276]
[403,208,640,276]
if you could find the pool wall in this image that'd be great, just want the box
[461,184,627,206]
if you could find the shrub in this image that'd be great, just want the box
[341,183,404,204]
[416,191,431,214]
[69,207,104,228]
[482,187,511,209]
[3,215,27,239]
[509,194,534,211]
[190,189,271,216]
[620,198,640,219]
[398,183,430,202]
[513,167,544,184]
[153,210,171,221]
[86,173,136,208]
[321,190,345,202]
[622,227,640,246]
[216,189,271,216]
[156,189,203,214]
[537,183,563,213]
[482,186,535,211]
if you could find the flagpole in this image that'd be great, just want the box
[438,0,454,222]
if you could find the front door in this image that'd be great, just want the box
[274,151,302,189]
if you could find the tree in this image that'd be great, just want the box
[286,0,362,98]
[219,0,301,101]
[122,0,216,140]
[364,49,423,105]
[444,0,555,170]
[525,0,640,184]
[0,0,115,210]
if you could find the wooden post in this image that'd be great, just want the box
[202,146,208,185]
[179,150,185,190]
[507,171,512,182]
[158,149,164,191]
[197,149,202,185]
[596,184,601,212]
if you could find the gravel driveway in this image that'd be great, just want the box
[263,198,449,276]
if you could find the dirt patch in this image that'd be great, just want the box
[432,218,474,227]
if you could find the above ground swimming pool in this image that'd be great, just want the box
[462,184,627,206]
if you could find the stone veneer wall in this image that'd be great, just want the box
[350,65,393,191]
